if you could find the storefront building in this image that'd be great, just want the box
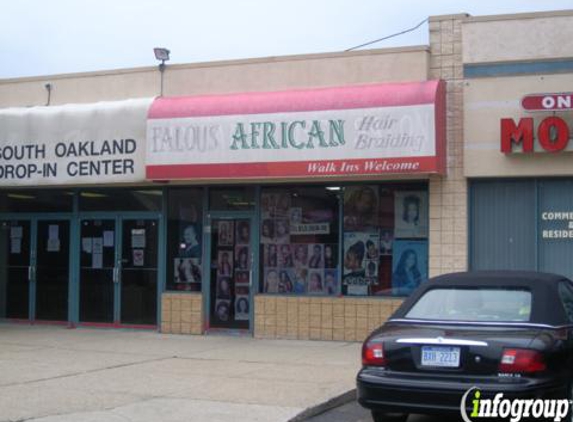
[463,11,573,281]
[5,9,570,341]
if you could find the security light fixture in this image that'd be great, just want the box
[154,47,170,97]
[154,48,170,63]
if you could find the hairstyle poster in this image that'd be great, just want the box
[235,220,250,245]
[324,269,338,295]
[293,267,308,294]
[260,219,275,244]
[292,244,308,267]
[307,243,324,269]
[379,229,394,256]
[394,191,428,238]
[264,268,279,293]
[174,258,202,284]
[392,240,428,295]
[277,244,294,268]
[343,185,379,231]
[179,223,201,258]
[235,295,250,320]
[343,232,379,278]
[234,245,250,271]
[234,270,249,286]
[217,250,233,277]
[343,232,378,295]
[264,243,278,267]
[216,276,232,299]
[308,269,324,294]
[214,299,231,322]
[274,219,290,244]
[217,220,235,246]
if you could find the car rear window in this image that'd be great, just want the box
[405,288,532,322]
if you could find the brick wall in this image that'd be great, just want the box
[161,293,203,334]
[428,14,469,277]
[253,295,403,342]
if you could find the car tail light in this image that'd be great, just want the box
[499,349,546,373]
[362,340,386,366]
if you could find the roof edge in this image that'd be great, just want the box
[465,9,573,24]
[0,46,430,85]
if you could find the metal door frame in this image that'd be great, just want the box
[204,210,259,335]
[76,212,163,328]
[0,213,72,324]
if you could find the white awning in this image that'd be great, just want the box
[0,98,153,187]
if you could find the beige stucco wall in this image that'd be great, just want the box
[464,73,573,178]
[463,10,573,64]
[0,47,429,108]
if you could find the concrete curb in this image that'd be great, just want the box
[287,389,357,422]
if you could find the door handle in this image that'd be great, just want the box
[113,267,119,283]
[28,266,33,282]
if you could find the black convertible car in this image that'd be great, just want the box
[357,271,573,422]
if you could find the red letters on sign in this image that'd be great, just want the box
[500,118,533,153]
[537,117,570,152]
[501,117,570,153]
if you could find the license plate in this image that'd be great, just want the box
[421,346,460,367]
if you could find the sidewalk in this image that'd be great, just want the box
[0,324,361,422]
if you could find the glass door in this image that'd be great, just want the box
[0,220,31,320]
[79,219,116,323]
[35,220,71,321]
[208,217,253,331]
[79,217,159,326]
[120,218,158,326]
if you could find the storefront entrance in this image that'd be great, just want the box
[0,218,71,323]
[207,214,256,332]
[79,216,159,327]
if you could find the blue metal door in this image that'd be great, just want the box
[470,180,536,271]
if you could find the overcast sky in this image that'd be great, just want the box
[1,0,572,79]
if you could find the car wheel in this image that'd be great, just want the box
[371,410,408,422]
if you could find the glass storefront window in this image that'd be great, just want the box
[259,186,340,295]
[78,189,162,212]
[258,183,428,297]
[342,183,429,297]
[0,190,73,213]
[166,188,203,292]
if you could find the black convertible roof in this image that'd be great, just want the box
[430,270,567,287]
[392,271,572,326]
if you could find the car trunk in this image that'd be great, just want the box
[379,322,541,375]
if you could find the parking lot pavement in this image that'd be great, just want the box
[0,324,361,422]
[305,400,461,422]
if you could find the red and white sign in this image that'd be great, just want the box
[146,81,446,181]
[501,117,571,153]
[522,92,573,111]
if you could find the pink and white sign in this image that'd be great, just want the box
[146,81,446,180]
